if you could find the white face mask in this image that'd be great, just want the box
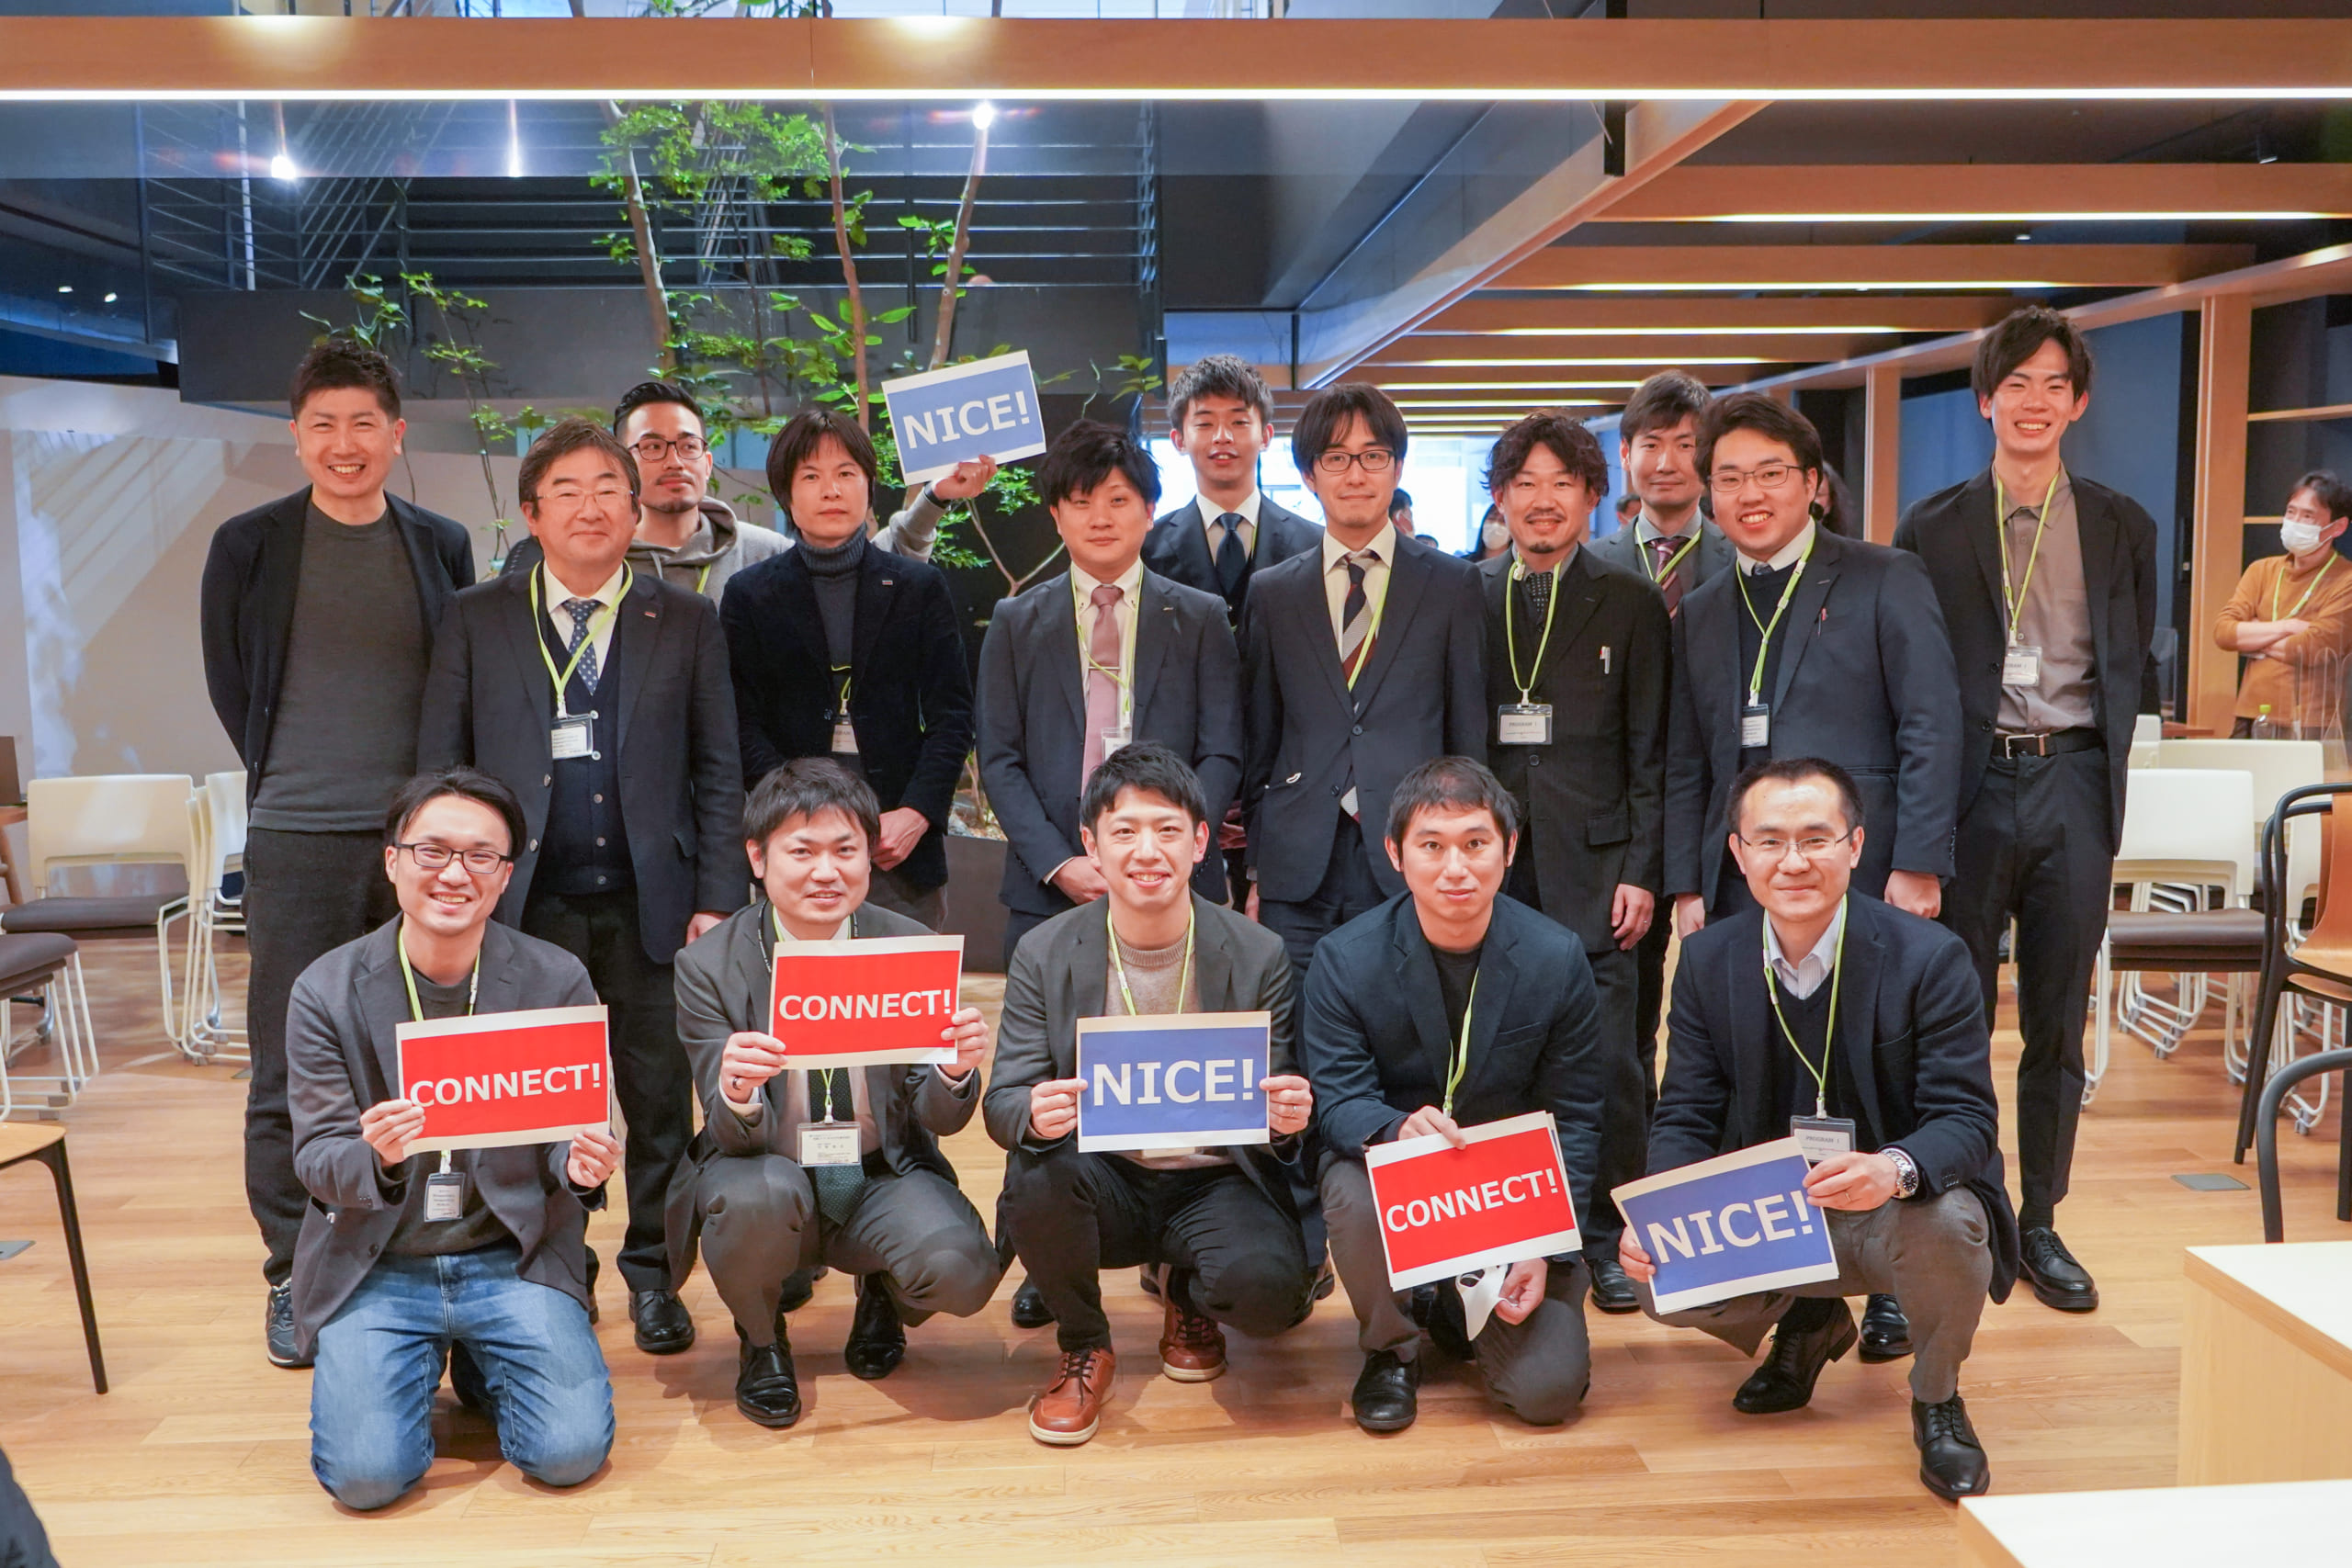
[2280,519,2328,558]
[1481,514,1510,549]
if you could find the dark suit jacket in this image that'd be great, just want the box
[416,567,745,964]
[984,894,1302,1211]
[1482,547,1671,949]
[1241,535,1488,902]
[1894,470,2160,853]
[720,541,975,891]
[1141,495,1322,622]
[1666,529,1963,909]
[977,568,1242,918]
[200,487,475,802]
[1588,516,1736,605]
[1648,894,2019,1302]
[286,919,603,1357]
[1298,892,1605,1221]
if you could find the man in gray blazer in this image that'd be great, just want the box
[288,767,619,1511]
[667,760,1001,1428]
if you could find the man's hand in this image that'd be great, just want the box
[873,807,931,869]
[1883,870,1942,921]
[1218,806,1248,852]
[1049,859,1110,904]
[684,910,726,945]
[720,1030,791,1105]
[1804,1149,1900,1212]
[566,1126,622,1188]
[926,456,1000,503]
[1617,1228,1656,1284]
[1493,1258,1547,1325]
[1674,894,1706,940]
[1611,884,1656,949]
[1028,1077,1085,1143]
[359,1098,426,1168]
[1396,1106,1468,1147]
[1261,1073,1313,1137]
[937,1005,989,1081]
[1245,882,1261,920]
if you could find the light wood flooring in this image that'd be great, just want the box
[3,937,2347,1566]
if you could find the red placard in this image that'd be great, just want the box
[394,1005,611,1154]
[768,935,964,1067]
[1363,1111,1581,1289]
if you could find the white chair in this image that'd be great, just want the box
[0,931,94,1121]
[180,781,249,1064]
[2129,712,2163,770]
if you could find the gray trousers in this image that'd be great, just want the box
[1322,1158,1592,1426]
[693,1154,1001,1348]
[1639,1186,1992,1404]
[864,868,946,933]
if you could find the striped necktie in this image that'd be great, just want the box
[1340,548,1379,682]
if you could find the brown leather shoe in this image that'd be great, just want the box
[1159,1298,1227,1382]
[1029,1347,1115,1446]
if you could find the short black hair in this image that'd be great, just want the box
[1388,489,1414,515]
[743,758,881,851]
[1615,492,1642,518]
[767,407,879,528]
[1729,756,1865,838]
[1618,369,1710,446]
[1167,353,1273,428]
[1039,419,1162,512]
[290,339,401,421]
[1696,392,1825,486]
[2290,469,2352,525]
[1294,382,1408,473]
[519,416,639,508]
[1385,756,1518,848]
[385,767,526,861]
[1486,409,1610,497]
[1973,305,2095,403]
[613,379,706,439]
[1079,741,1207,833]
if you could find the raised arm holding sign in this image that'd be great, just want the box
[883,351,1049,484]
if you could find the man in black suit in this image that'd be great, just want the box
[1478,410,1669,1318]
[417,417,744,1359]
[1894,308,2160,1314]
[1303,757,1605,1434]
[722,409,976,931]
[1622,758,2017,1502]
[1241,383,1487,981]
[198,340,474,1369]
[978,420,1242,967]
[1140,353,1320,626]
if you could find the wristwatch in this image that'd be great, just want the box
[1883,1145,1922,1200]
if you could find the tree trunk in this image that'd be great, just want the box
[821,104,871,432]
[929,117,989,371]
[571,4,670,367]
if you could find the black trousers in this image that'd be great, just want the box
[1001,1143,1313,1354]
[1940,748,2112,1224]
[520,887,692,1292]
[243,827,399,1288]
[1258,813,1388,986]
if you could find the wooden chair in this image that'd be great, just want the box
[0,1123,106,1394]
[2237,784,2352,1163]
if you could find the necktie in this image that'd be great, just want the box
[1081,582,1124,780]
[1337,549,1379,819]
[1524,567,1554,621]
[1213,513,1250,604]
[1646,536,1686,617]
[562,598,602,693]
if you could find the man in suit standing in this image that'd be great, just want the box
[1622,758,2017,1502]
[199,340,475,1369]
[1478,410,1669,1317]
[1141,354,1320,626]
[1894,308,2159,1314]
[417,417,744,1359]
[989,744,1318,1448]
[1304,757,1605,1434]
[1242,383,1487,981]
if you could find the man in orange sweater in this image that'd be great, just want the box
[2215,470,2352,737]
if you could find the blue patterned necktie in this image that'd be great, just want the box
[562,598,601,694]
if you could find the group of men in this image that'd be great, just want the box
[196,299,2158,1513]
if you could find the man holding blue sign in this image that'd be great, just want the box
[1620,758,2018,1502]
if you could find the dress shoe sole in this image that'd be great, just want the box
[1352,1406,1418,1434]
[2027,1278,2099,1313]
[845,1350,905,1382]
[1857,1338,1914,1364]
[1917,1460,1990,1502]
[1027,1407,1100,1446]
[634,1327,697,1355]
[267,1348,312,1370]
[1009,1305,1056,1329]
[737,1397,803,1429]
[1159,1357,1226,1384]
[1589,1291,1642,1316]
[1732,1315,1857,1415]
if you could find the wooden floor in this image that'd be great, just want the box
[3,940,2347,1567]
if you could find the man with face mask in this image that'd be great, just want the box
[2215,469,2352,737]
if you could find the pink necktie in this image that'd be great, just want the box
[1081,582,1124,779]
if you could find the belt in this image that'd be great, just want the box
[1993,728,2104,760]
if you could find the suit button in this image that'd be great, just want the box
[1530,755,1542,767]
[1979,720,1994,732]
[594,793,605,804]
[1986,660,2001,675]
[1351,725,1363,736]
[367,1244,381,1258]
[594,837,606,847]
[542,773,552,787]
[528,838,539,852]
[1331,784,1342,795]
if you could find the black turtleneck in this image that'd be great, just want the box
[800,531,865,670]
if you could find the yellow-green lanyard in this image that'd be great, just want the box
[1108,899,1194,1018]
[772,904,849,1122]
[1993,472,2061,648]
[528,562,632,714]
[1070,574,1135,728]
[830,666,854,723]
[1503,556,1566,705]
[1640,528,1699,586]
[1732,535,1815,705]
[694,562,714,595]
[397,920,481,1175]
[1762,898,1847,1120]
[1442,970,1480,1119]
[2273,552,2338,623]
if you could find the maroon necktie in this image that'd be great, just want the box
[1647,536,1687,617]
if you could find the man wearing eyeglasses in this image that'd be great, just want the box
[419,417,745,1361]
[1239,383,1487,982]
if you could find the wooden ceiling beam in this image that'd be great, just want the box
[1419,295,2019,334]
[1494,243,2256,291]
[1597,164,2352,222]
[1364,333,1898,366]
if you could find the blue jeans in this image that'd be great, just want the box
[310,1243,613,1511]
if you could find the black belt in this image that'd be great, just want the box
[1993,728,2104,760]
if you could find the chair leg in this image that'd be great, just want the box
[2238,965,2290,1163]
[35,1141,106,1394]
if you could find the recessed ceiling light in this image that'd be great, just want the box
[56,284,71,293]
[270,151,298,181]
[104,291,118,302]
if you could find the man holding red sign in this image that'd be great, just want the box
[1301,757,1605,1435]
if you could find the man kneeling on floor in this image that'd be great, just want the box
[1620,757,2019,1501]
[289,767,618,1510]
[670,759,1001,1427]
[989,741,1318,1446]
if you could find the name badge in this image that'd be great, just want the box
[1498,703,1554,746]
[798,1122,861,1168]
[2002,644,2042,687]
[550,713,594,761]
[1740,703,1770,749]
[831,719,859,755]
[1789,1115,1858,1163]
[424,1169,467,1222]
[1102,727,1132,759]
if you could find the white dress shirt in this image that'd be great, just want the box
[1322,521,1399,644]
[1197,491,1262,559]
[1070,557,1147,709]
[1739,520,1816,576]
[1764,899,1847,1001]
[539,560,628,686]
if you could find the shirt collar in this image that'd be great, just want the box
[1740,520,1815,575]
[1324,521,1399,573]
[1763,898,1847,992]
[1071,558,1146,601]
[1635,509,1699,546]
[1996,465,2073,522]
[1197,491,1262,531]
[1513,544,1576,578]
[542,558,629,608]
[766,899,854,944]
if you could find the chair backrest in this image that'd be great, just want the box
[25,774,197,891]
[201,771,247,865]
[2132,713,2163,745]
[187,786,231,899]
[2154,739,2327,831]
[2114,768,2258,899]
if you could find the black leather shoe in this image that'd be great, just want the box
[1913,1393,1991,1500]
[1587,1253,1641,1315]
[630,1289,696,1354]
[584,1247,600,1325]
[1010,1277,1056,1329]
[1351,1348,1421,1433]
[1423,1282,1475,1363]
[266,1282,311,1370]
[777,1268,816,1315]
[1312,1257,1338,1302]
[2020,1228,2099,1313]
[1732,1298,1857,1415]
[736,1333,802,1428]
[1858,1292,1913,1362]
[844,1274,908,1381]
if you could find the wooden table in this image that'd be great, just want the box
[1959,1482,2352,1567]
[2180,1241,2352,1484]
[0,803,24,906]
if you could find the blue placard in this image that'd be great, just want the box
[1610,1137,1841,1313]
[881,350,1049,484]
[1074,1012,1273,1154]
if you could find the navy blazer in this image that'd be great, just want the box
[976,567,1242,918]
[1141,495,1321,623]
[1649,895,2019,1302]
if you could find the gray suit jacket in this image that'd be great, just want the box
[287,919,602,1359]
[983,894,1302,1209]
[977,567,1242,918]
[1588,516,1737,604]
